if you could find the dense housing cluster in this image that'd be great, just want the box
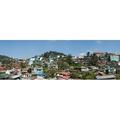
[0,51,120,80]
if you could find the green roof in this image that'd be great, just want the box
[0,73,9,79]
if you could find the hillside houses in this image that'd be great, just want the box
[1,51,120,80]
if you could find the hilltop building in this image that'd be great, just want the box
[109,54,119,62]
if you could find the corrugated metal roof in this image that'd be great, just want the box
[96,75,115,80]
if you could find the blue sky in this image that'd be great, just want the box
[0,40,120,58]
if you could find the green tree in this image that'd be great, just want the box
[27,68,32,73]
[70,71,82,79]
[57,61,70,70]
[116,74,120,80]
[20,62,27,69]
[65,54,73,65]
[90,54,99,66]
[82,71,96,80]
[87,52,90,57]
[44,68,57,79]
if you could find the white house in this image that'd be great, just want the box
[28,57,35,65]
[81,66,89,72]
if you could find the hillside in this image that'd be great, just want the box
[28,51,67,63]
[28,51,69,67]
[0,55,14,63]
[0,55,16,69]
[41,51,66,59]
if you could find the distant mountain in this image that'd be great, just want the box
[0,55,13,62]
[0,55,15,66]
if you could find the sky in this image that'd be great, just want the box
[0,40,120,59]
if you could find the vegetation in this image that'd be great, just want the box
[44,68,57,79]
[70,71,82,79]
[81,71,96,80]
[0,55,14,64]
[29,51,99,79]
[1,51,119,80]
[41,51,65,59]
[116,74,120,80]
[90,54,99,66]
[57,61,69,70]
[20,62,27,69]
[0,55,15,69]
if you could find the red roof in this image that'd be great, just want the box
[57,71,71,80]
[0,67,6,71]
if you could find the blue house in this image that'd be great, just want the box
[33,68,45,77]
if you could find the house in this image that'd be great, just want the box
[32,67,45,79]
[96,70,116,80]
[21,68,30,79]
[31,74,37,80]
[104,66,116,74]
[57,71,70,80]
[0,72,10,79]
[96,75,116,80]
[49,58,54,63]
[48,62,58,69]
[11,74,21,80]
[5,68,22,80]
[0,66,6,72]
[28,57,35,65]
[39,57,43,61]
[109,54,119,62]
[96,71,106,76]
[94,52,105,57]
[97,60,107,66]
[80,66,89,72]
[89,66,99,71]
[6,68,21,75]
